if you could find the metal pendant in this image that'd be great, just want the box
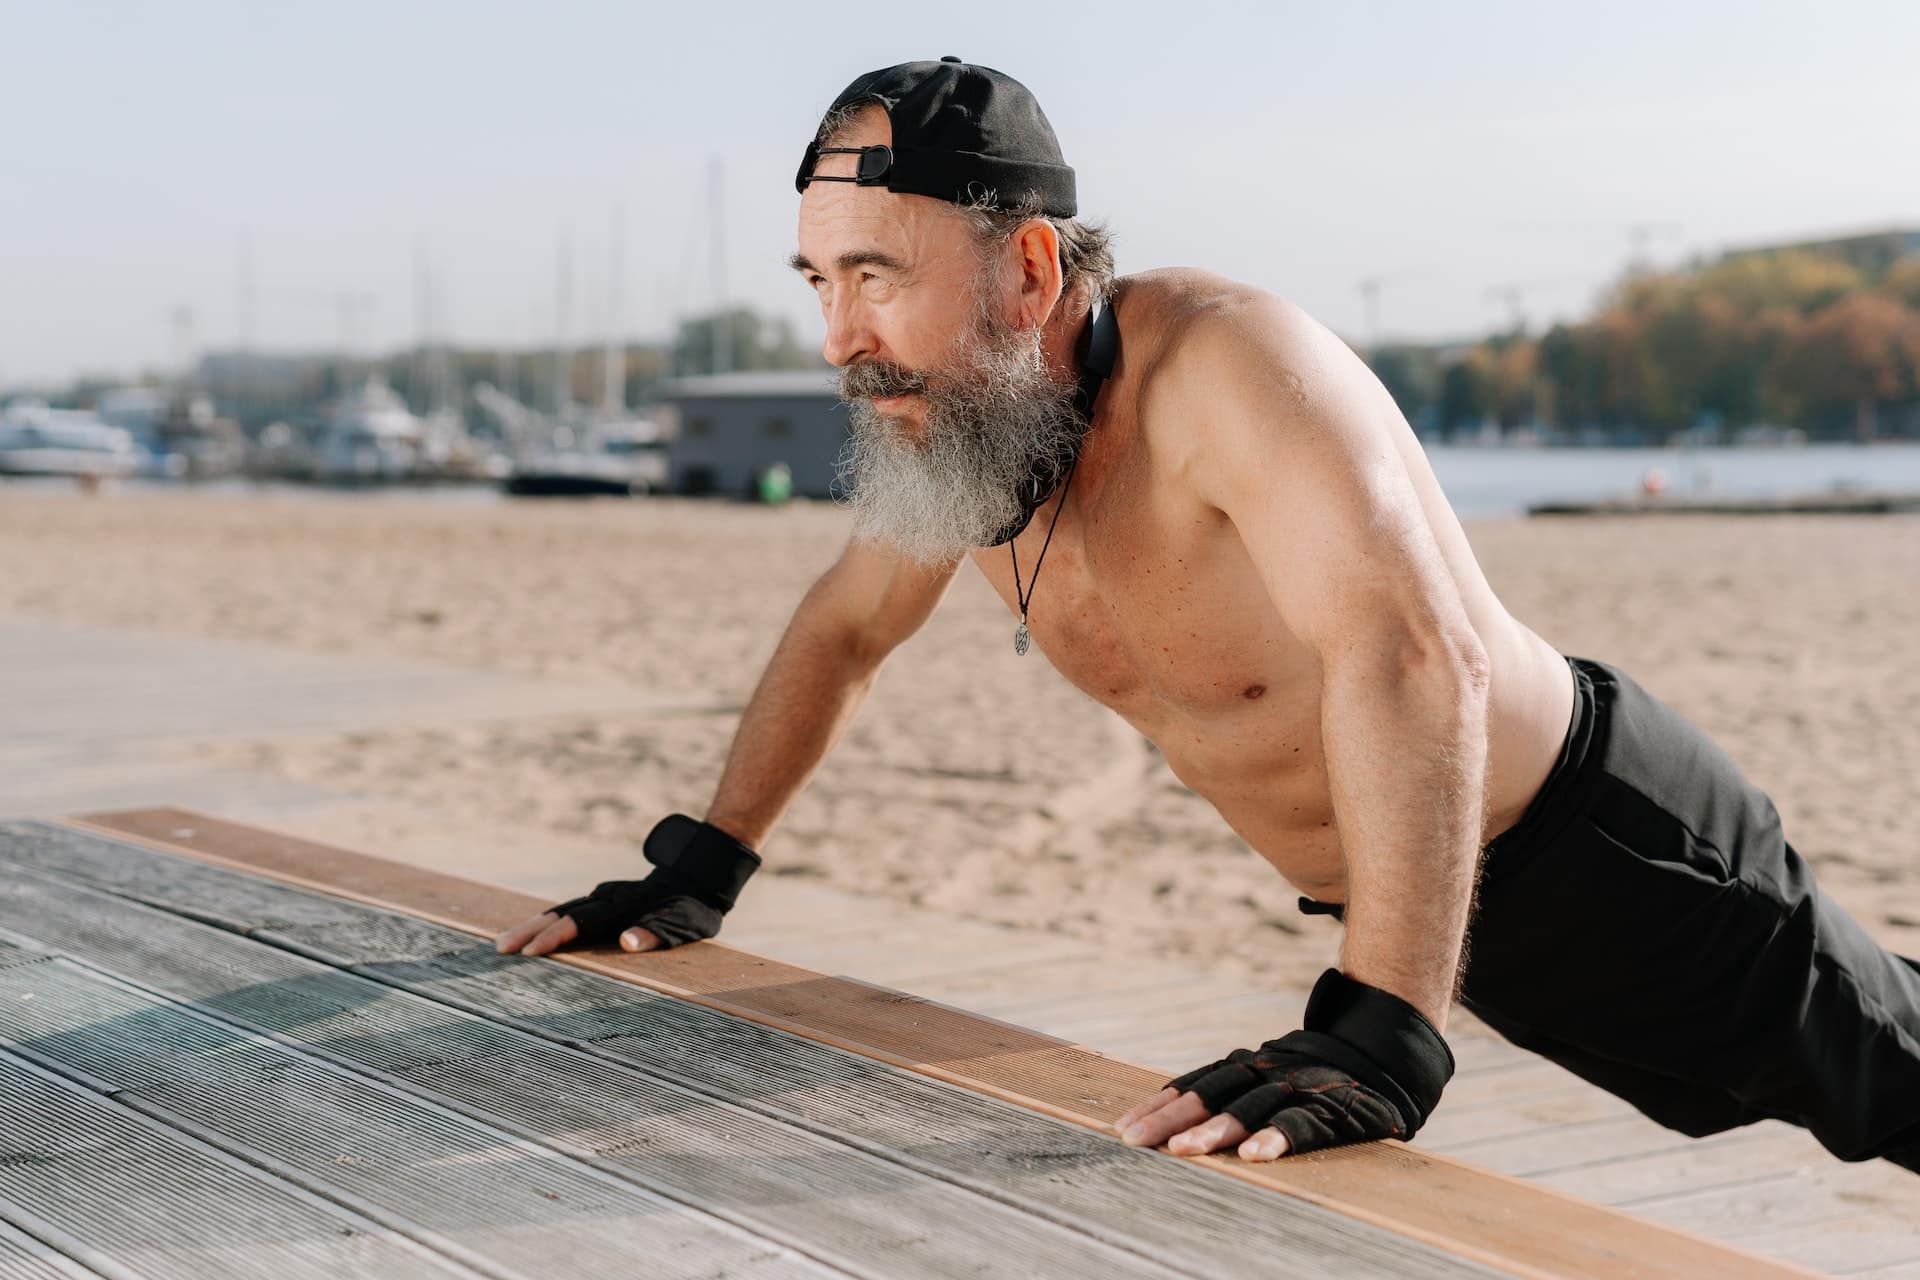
[1013,620,1031,656]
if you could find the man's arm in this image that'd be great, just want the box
[495,536,960,955]
[702,537,962,849]
[1115,288,1486,1162]
[1175,289,1491,1028]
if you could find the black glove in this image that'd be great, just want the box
[1163,967,1454,1154]
[546,813,761,949]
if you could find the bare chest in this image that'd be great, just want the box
[968,440,1325,767]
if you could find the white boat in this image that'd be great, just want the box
[314,377,427,483]
[96,387,246,479]
[503,417,668,496]
[0,401,140,478]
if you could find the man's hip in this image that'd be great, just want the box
[1457,654,1920,1162]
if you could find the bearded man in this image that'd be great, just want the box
[498,58,1920,1171]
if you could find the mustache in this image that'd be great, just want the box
[839,359,929,401]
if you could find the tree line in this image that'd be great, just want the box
[1370,249,1920,443]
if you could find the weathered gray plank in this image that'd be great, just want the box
[0,940,48,973]
[0,1049,473,1280]
[0,820,369,937]
[1732,1210,1920,1276]
[0,1218,105,1280]
[0,959,843,1280]
[1535,1125,1822,1204]
[1433,1060,1600,1112]
[1442,1032,1540,1077]
[0,950,1165,1280]
[1416,1085,1637,1150]
[1423,1114,1711,1179]
[1629,1156,1920,1244]
[0,821,1508,1280]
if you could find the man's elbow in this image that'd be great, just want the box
[1413,634,1492,711]
[1329,621,1489,692]
[1435,629,1492,690]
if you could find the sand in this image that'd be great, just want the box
[3,483,1916,991]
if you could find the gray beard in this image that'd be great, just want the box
[832,304,1084,565]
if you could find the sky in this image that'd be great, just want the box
[4,0,1918,388]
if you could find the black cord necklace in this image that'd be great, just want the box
[1005,297,1118,657]
[1010,449,1080,656]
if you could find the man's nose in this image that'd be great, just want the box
[820,292,878,368]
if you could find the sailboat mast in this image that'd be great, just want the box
[603,203,625,416]
[709,156,729,374]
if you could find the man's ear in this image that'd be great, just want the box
[1009,217,1064,327]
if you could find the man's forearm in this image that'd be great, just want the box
[1321,643,1491,1031]
[701,607,882,851]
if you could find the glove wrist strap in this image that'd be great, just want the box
[1302,967,1454,1129]
[642,813,762,911]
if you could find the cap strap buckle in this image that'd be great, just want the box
[800,144,894,187]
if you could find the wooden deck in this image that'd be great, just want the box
[733,885,1920,1279]
[3,618,1917,1275]
[0,808,1834,1279]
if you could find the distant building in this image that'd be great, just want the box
[1717,226,1920,277]
[654,369,848,498]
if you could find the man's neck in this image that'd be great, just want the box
[1040,289,1097,388]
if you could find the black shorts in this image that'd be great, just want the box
[1304,654,1920,1168]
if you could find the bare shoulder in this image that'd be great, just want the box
[1114,274,1467,665]
[1115,269,1362,470]
[1111,266,1274,346]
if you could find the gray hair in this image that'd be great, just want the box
[955,194,1116,306]
[812,103,1117,305]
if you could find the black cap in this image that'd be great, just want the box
[795,59,1076,218]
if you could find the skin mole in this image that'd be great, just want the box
[1242,683,1267,700]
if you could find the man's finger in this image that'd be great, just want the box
[1237,1125,1293,1162]
[1118,1091,1211,1148]
[494,912,562,953]
[1115,1087,1180,1131]
[1166,1111,1249,1157]
[620,926,663,952]
[517,915,581,957]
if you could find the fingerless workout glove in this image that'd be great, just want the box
[546,813,761,949]
[1164,967,1454,1153]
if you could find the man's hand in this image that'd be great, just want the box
[1111,968,1454,1162]
[492,813,761,958]
[494,912,662,957]
[1116,1084,1298,1161]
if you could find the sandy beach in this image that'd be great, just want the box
[4,484,1916,992]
